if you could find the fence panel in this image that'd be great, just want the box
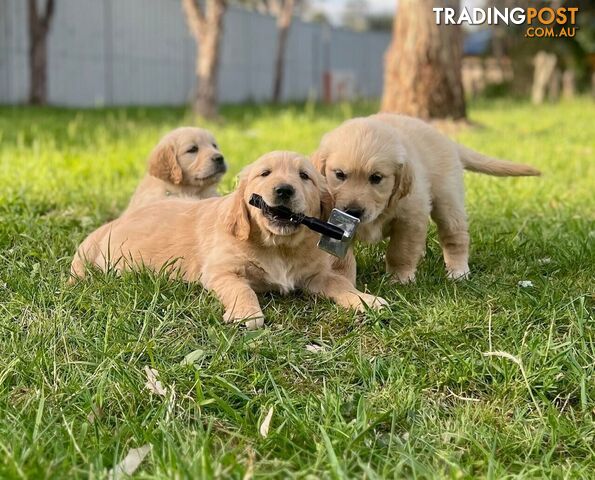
[0,0,390,106]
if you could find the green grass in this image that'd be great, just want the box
[0,99,593,479]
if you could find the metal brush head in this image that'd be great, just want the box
[317,209,360,258]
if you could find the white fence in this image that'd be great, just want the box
[0,0,391,106]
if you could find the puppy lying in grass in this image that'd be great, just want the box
[313,114,541,283]
[72,127,226,281]
[126,126,226,211]
[70,151,387,328]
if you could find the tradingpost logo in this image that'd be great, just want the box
[433,5,579,39]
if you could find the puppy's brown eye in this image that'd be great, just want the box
[335,170,346,181]
[260,169,271,177]
[369,173,383,184]
[187,145,199,154]
[299,171,310,181]
[212,143,218,149]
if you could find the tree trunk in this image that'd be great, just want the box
[182,0,226,119]
[195,17,224,118]
[27,0,55,105]
[272,0,295,103]
[531,51,557,105]
[29,33,48,105]
[381,0,466,120]
[195,57,218,119]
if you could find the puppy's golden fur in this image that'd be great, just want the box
[73,127,226,280]
[70,151,386,328]
[127,127,226,211]
[313,114,540,283]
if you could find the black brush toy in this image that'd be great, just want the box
[249,193,359,257]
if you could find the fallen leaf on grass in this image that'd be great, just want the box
[305,344,325,353]
[259,406,274,438]
[144,366,166,396]
[108,444,152,479]
[180,349,206,366]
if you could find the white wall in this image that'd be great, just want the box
[0,0,390,106]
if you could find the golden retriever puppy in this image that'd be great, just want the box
[312,114,540,283]
[71,127,225,282]
[126,126,226,211]
[70,151,387,328]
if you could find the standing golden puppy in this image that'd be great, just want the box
[312,114,540,283]
[70,151,387,328]
[126,126,226,211]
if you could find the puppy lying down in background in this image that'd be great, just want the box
[74,127,226,277]
[126,126,226,211]
[70,151,387,328]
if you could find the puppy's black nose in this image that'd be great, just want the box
[345,207,364,219]
[211,154,225,165]
[274,184,295,201]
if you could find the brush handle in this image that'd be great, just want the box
[301,217,344,241]
[249,194,345,241]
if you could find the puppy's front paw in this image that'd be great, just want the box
[447,265,470,281]
[356,293,388,311]
[390,269,416,284]
[223,308,265,329]
[340,292,388,312]
[244,317,265,330]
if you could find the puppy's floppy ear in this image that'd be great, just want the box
[318,175,334,220]
[148,141,183,185]
[388,145,413,206]
[223,168,251,241]
[310,148,328,175]
[394,161,413,199]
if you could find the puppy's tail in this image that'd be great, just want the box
[458,144,541,177]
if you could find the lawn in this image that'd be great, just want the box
[0,99,593,479]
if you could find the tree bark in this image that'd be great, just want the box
[531,51,557,105]
[272,0,295,103]
[381,0,466,120]
[182,0,227,119]
[27,0,55,105]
